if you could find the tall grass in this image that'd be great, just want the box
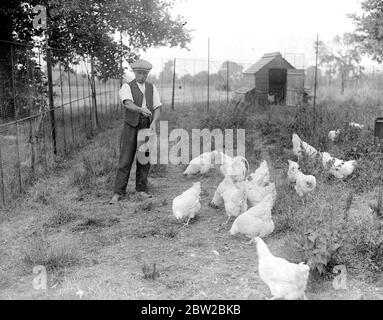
[70,141,118,192]
[22,237,79,272]
[256,95,383,277]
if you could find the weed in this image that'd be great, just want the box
[46,202,79,228]
[22,237,79,272]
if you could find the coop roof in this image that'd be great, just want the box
[243,52,293,74]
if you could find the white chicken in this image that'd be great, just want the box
[294,171,316,198]
[253,237,310,300]
[217,152,249,182]
[349,122,364,130]
[287,160,299,184]
[230,194,275,239]
[245,181,277,207]
[287,160,316,197]
[172,182,201,226]
[183,151,216,176]
[211,175,247,225]
[322,152,357,180]
[248,160,270,187]
[328,129,340,142]
[252,237,310,300]
[245,160,276,207]
[292,133,318,160]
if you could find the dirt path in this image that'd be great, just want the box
[0,112,382,300]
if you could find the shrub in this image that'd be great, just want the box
[295,193,353,275]
[199,103,249,131]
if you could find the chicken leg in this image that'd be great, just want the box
[222,216,231,225]
[183,217,191,227]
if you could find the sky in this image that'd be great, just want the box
[139,0,371,70]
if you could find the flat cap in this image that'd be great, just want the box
[130,59,152,71]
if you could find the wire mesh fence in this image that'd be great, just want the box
[124,57,254,109]
[2,39,382,207]
[0,40,122,207]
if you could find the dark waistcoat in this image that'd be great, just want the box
[124,80,154,127]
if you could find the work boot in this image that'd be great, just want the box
[109,193,122,204]
[136,191,152,199]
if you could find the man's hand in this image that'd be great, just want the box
[140,106,152,117]
[150,121,156,133]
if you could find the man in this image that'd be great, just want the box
[110,59,162,204]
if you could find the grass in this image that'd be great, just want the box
[253,98,383,277]
[22,237,79,273]
[0,94,383,299]
[69,139,119,193]
[45,202,80,228]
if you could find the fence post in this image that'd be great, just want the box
[227,60,229,105]
[207,41,211,112]
[75,69,80,132]
[87,69,93,134]
[313,34,319,113]
[46,42,57,155]
[28,120,35,173]
[10,44,22,195]
[67,64,75,147]
[81,62,87,134]
[59,62,67,154]
[0,144,5,207]
[171,58,176,110]
[90,55,99,128]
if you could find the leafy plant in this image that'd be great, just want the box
[296,195,353,275]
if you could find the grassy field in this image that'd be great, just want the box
[0,98,382,299]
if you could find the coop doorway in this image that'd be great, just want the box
[268,68,287,105]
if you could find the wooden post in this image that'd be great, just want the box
[45,33,57,155]
[120,31,123,115]
[67,65,75,147]
[313,34,319,112]
[59,61,67,154]
[226,60,229,105]
[0,143,4,206]
[171,58,176,110]
[90,56,99,128]
[10,44,22,195]
[207,37,210,112]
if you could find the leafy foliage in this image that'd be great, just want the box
[295,194,353,275]
[317,33,364,94]
[0,0,191,78]
[349,0,383,63]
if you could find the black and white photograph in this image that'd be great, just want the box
[0,0,382,303]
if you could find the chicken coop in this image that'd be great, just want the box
[234,52,305,107]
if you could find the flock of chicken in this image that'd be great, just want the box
[290,122,360,198]
[172,150,308,300]
[170,123,362,300]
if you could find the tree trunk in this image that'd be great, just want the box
[328,66,332,87]
[341,69,345,95]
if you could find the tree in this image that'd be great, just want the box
[305,66,323,88]
[216,61,244,91]
[317,33,363,94]
[0,0,191,119]
[317,40,337,87]
[158,59,177,84]
[349,0,383,63]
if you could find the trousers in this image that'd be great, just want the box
[113,116,151,195]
